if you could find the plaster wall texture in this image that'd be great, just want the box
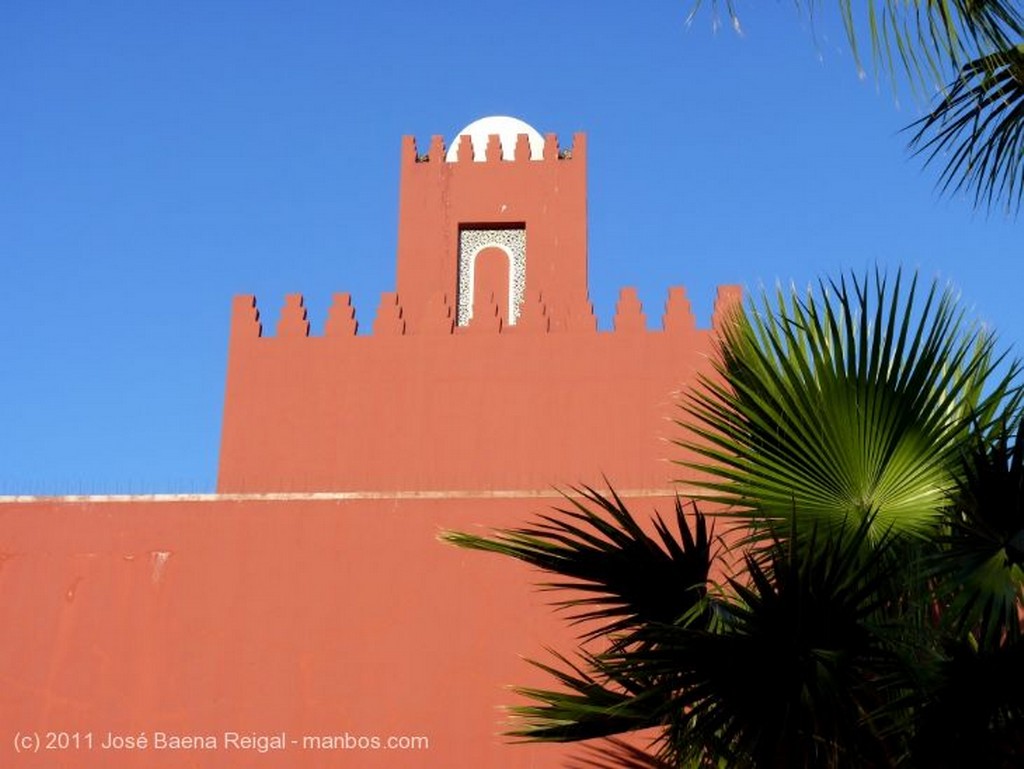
[0,493,685,769]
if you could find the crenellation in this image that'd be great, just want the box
[405,130,584,164]
[372,292,406,336]
[543,133,559,162]
[561,295,597,333]
[485,134,502,162]
[277,294,309,338]
[230,294,262,339]
[514,133,531,162]
[569,132,586,161]
[711,285,744,331]
[457,134,474,164]
[404,130,584,165]
[325,292,358,337]
[614,288,647,332]
[245,284,740,341]
[662,287,696,333]
[403,135,420,164]
[428,135,445,163]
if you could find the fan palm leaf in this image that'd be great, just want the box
[682,270,1014,543]
[593,516,912,768]
[504,650,671,742]
[829,1,1023,95]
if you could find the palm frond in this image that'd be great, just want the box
[911,638,1024,768]
[640,516,911,768]
[695,1,1024,93]
[830,0,1023,94]
[693,2,1024,213]
[936,415,1024,646]
[909,43,1024,214]
[443,488,714,643]
[681,269,1014,543]
[505,650,670,742]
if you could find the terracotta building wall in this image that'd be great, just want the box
[217,286,740,493]
[0,492,685,769]
[218,129,741,494]
[395,132,588,331]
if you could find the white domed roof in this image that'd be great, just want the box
[446,116,544,162]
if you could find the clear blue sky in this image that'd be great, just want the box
[1,1,1020,494]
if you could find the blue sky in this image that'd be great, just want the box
[1,1,1020,493]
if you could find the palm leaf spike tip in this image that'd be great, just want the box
[681,269,1015,543]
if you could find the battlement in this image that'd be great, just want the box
[228,285,742,339]
[218,118,742,494]
[403,131,584,165]
[218,283,742,493]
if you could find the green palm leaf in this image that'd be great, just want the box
[444,491,717,752]
[694,1,1023,90]
[506,650,670,742]
[443,488,714,643]
[600,516,912,768]
[937,415,1024,646]
[909,43,1024,214]
[829,0,1023,95]
[693,2,1024,212]
[682,270,1013,542]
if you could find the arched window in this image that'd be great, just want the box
[457,227,526,326]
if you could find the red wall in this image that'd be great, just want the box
[0,493,683,768]
[218,286,740,493]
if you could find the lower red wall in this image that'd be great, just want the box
[0,493,683,768]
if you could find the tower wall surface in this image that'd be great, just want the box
[396,132,589,330]
[218,129,740,494]
[217,285,740,493]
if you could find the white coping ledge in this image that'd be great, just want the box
[0,488,689,505]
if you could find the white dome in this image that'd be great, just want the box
[446,116,544,162]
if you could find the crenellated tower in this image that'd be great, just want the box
[217,117,741,493]
[396,116,589,332]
